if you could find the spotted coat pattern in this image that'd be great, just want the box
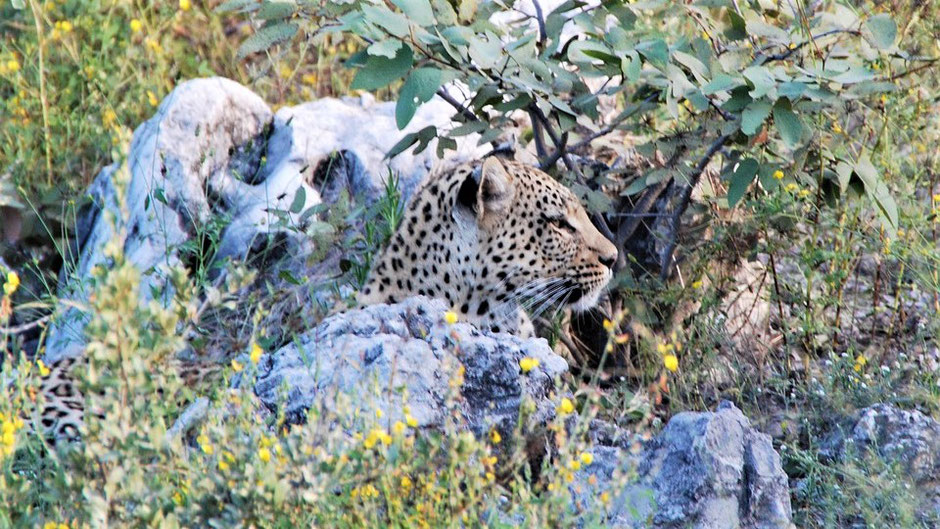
[360,157,618,337]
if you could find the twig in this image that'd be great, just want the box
[758,28,860,63]
[659,134,731,281]
[532,0,547,46]
[568,93,659,153]
[435,88,479,123]
[881,58,940,82]
[529,109,548,160]
[0,314,52,335]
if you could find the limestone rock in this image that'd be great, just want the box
[246,296,567,442]
[574,401,793,529]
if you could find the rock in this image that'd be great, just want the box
[574,401,793,529]
[827,403,940,519]
[244,296,567,442]
[43,78,487,365]
[45,78,278,364]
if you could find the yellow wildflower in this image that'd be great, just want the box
[519,357,539,373]
[302,73,318,85]
[230,359,244,372]
[602,319,615,332]
[443,310,458,325]
[147,90,159,107]
[580,452,594,466]
[401,476,413,489]
[130,19,142,33]
[664,354,679,372]
[797,189,811,199]
[197,434,213,455]
[392,421,405,436]
[179,0,192,11]
[250,342,263,364]
[784,183,799,193]
[258,447,271,462]
[772,170,784,180]
[932,193,940,203]
[832,122,842,134]
[217,459,229,471]
[567,459,581,471]
[489,429,502,444]
[37,359,51,377]
[692,280,703,289]
[558,397,575,416]
[3,271,20,296]
[6,59,20,73]
[405,413,418,428]
[375,408,383,419]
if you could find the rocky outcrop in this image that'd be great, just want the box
[574,401,793,529]
[249,296,794,528]
[825,403,940,520]
[244,296,567,442]
[43,77,486,365]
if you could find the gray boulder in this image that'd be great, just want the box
[246,296,567,441]
[827,403,940,519]
[43,78,487,365]
[574,401,793,529]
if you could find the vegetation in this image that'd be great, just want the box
[1,0,939,527]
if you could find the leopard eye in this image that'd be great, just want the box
[547,215,576,233]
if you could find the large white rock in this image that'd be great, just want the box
[44,78,487,364]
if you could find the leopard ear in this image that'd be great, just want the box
[475,157,515,221]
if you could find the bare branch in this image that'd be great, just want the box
[659,134,731,281]
[436,88,479,123]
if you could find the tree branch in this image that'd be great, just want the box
[659,134,731,281]
[436,88,479,123]
[568,93,659,153]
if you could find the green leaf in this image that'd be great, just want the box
[741,100,772,135]
[724,11,747,41]
[449,121,487,137]
[237,22,298,58]
[743,66,775,98]
[257,1,294,20]
[722,86,752,112]
[214,0,256,13]
[468,33,502,70]
[367,39,403,59]
[635,39,669,69]
[777,82,806,99]
[431,0,458,25]
[727,158,759,207]
[350,45,414,90]
[392,0,436,26]
[362,4,411,38]
[702,74,739,95]
[854,153,898,230]
[396,68,455,129]
[387,126,438,158]
[773,99,803,148]
[866,14,897,50]
[289,187,306,214]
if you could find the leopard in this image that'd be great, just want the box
[360,156,618,337]
[30,156,617,442]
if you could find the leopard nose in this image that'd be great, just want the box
[599,250,617,270]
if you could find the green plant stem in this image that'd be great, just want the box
[28,0,54,186]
